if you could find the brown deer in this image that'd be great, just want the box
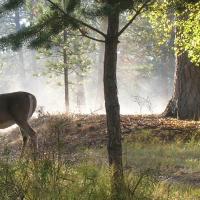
[0,91,37,158]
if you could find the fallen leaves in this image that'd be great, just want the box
[1,114,200,157]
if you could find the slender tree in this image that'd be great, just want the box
[37,30,92,113]
[63,29,69,112]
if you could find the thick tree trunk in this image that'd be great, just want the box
[63,30,69,113]
[104,12,124,198]
[163,53,200,120]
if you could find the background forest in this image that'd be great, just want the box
[0,0,176,115]
[0,0,199,199]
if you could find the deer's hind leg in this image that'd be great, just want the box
[16,121,38,159]
[8,105,38,160]
[19,127,29,158]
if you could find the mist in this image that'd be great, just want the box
[0,14,175,116]
[0,47,174,115]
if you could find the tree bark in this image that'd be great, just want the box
[163,52,200,120]
[63,30,69,113]
[104,11,124,198]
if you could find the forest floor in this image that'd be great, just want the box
[0,114,200,188]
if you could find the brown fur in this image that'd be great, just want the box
[0,91,37,158]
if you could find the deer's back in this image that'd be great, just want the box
[0,92,37,129]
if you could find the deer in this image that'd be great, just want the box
[0,91,38,158]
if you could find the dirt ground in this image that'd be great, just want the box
[1,114,200,150]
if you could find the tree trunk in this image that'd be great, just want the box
[104,11,124,198]
[163,52,200,120]
[63,30,69,113]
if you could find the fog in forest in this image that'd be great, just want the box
[0,46,174,115]
[0,13,175,115]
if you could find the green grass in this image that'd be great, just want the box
[123,140,200,173]
[0,156,199,200]
[87,132,200,175]
[0,129,200,199]
[0,158,111,200]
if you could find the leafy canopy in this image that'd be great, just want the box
[147,0,200,65]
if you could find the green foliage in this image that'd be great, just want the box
[146,1,175,48]
[0,0,81,50]
[0,0,152,50]
[0,0,25,15]
[82,0,152,19]
[175,2,200,64]
[0,8,80,50]
[62,0,80,13]
[37,30,93,82]
[147,0,200,65]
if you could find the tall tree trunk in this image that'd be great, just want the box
[163,52,200,120]
[104,11,124,198]
[63,30,69,113]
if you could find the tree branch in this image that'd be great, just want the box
[46,0,106,38]
[117,0,151,37]
[80,34,105,43]
[78,27,105,43]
